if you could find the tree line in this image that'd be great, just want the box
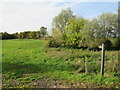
[0,26,48,40]
[49,8,119,50]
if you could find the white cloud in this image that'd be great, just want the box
[0,3,2,31]
[0,1,118,34]
[0,2,75,33]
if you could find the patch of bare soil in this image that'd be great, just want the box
[30,80,68,88]
[30,79,102,88]
[0,73,2,89]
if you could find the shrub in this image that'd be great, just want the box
[48,38,65,48]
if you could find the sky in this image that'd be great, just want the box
[0,0,118,34]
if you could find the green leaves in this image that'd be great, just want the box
[64,17,88,48]
[51,8,118,50]
[52,8,74,38]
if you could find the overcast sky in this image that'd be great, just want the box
[0,0,118,34]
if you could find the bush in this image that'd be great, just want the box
[48,38,65,48]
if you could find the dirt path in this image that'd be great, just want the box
[0,73,2,89]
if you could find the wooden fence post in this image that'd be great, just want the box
[85,56,88,74]
[101,43,105,76]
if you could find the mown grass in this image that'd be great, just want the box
[1,39,120,88]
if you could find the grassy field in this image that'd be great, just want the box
[1,39,120,88]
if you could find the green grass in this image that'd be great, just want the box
[1,39,119,88]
